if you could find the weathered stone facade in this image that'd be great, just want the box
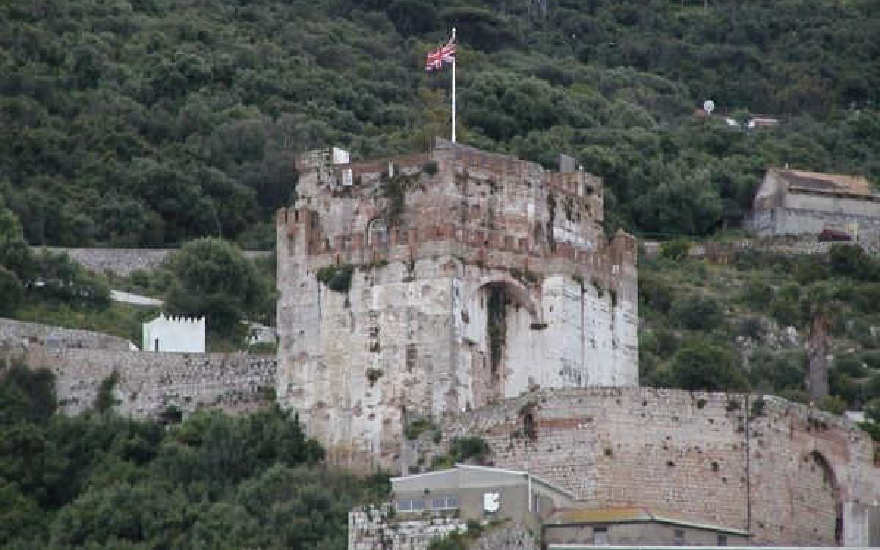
[276,140,638,468]
[0,318,134,351]
[32,247,271,276]
[1,319,276,418]
[746,167,880,238]
[422,388,880,546]
[348,506,537,550]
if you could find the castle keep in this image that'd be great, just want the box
[275,140,638,466]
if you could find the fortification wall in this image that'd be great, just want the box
[31,247,271,276]
[277,141,638,469]
[348,507,536,550]
[642,232,880,262]
[0,318,133,351]
[429,387,880,546]
[15,347,275,417]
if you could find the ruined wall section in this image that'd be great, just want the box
[16,347,275,417]
[31,247,271,276]
[277,141,638,468]
[438,388,880,546]
[0,318,133,351]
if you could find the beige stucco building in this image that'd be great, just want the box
[747,167,880,238]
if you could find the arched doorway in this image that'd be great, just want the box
[466,279,540,408]
[792,450,842,545]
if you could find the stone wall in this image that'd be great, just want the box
[32,247,271,276]
[425,387,880,547]
[642,232,880,263]
[349,506,466,550]
[0,318,134,351]
[348,507,536,550]
[12,346,276,417]
[277,140,638,469]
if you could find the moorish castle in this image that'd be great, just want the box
[275,140,879,546]
[275,139,638,466]
[1,140,878,546]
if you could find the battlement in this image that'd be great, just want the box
[276,141,638,468]
[279,140,615,277]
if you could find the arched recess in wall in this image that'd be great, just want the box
[367,218,388,249]
[467,279,540,408]
[519,403,538,441]
[803,450,843,546]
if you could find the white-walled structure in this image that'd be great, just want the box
[142,314,205,353]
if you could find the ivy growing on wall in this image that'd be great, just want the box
[316,264,354,292]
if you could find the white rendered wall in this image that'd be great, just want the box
[142,314,205,353]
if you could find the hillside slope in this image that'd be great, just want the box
[1,0,879,247]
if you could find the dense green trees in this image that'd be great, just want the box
[640,246,880,413]
[164,238,274,332]
[0,0,878,247]
[0,364,386,549]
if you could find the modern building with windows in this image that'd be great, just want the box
[349,465,751,550]
[391,464,575,529]
[542,507,749,547]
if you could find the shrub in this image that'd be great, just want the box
[94,371,120,413]
[639,273,673,313]
[660,239,690,261]
[833,355,868,378]
[449,436,490,463]
[778,388,810,404]
[316,264,353,293]
[830,244,878,281]
[404,417,435,440]
[0,266,23,315]
[769,283,801,327]
[863,351,880,370]
[736,316,764,340]
[817,395,847,415]
[164,238,272,332]
[829,370,859,406]
[740,280,773,311]
[669,338,749,392]
[670,293,723,330]
[748,349,805,392]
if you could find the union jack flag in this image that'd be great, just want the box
[425,38,455,72]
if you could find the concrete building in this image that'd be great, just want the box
[392,464,575,529]
[543,507,749,546]
[142,313,205,353]
[349,464,574,550]
[747,167,880,238]
[349,465,749,550]
[276,140,638,469]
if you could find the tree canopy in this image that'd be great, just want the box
[0,0,878,246]
[164,237,273,332]
[0,364,387,550]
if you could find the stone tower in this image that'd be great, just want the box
[276,139,637,468]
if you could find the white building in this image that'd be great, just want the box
[142,314,205,353]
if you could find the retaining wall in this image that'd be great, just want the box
[9,346,276,418]
[0,318,133,351]
[31,247,271,276]
[414,387,880,546]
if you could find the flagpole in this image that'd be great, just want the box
[451,27,456,143]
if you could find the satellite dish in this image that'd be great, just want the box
[703,100,715,114]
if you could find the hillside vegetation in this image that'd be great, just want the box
[0,364,388,549]
[640,243,880,417]
[1,0,879,248]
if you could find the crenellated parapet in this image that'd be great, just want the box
[276,140,638,468]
